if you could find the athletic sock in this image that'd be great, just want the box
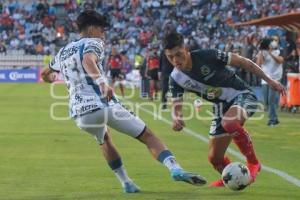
[233,125,258,164]
[157,150,182,171]
[108,158,131,185]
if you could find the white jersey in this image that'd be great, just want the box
[49,38,119,118]
[261,49,283,84]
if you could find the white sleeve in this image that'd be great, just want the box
[49,53,60,72]
[83,38,105,62]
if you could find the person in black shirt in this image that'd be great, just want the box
[163,32,285,188]
[159,51,174,109]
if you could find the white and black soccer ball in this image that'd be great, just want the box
[222,162,251,191]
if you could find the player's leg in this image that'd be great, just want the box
[111,74,116,90]
[208,135,232,173]
[107,103,207,186]
[208,135,232,187]
[75,110,139,193]
[207,115,232,187]
[153,70,159,99]
[262,84,270,121]
[154,80,159,99]
[118,75,125,98]
[268,86,279,126]
[161,77,169,109]
[148,70,155,100]
[101,129,140,193]
[221,95,261,183]
[137,127,206,185]
[149,79,155,100]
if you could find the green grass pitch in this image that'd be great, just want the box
[0,83,300,200]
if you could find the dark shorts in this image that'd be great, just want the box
[111,69,122,79]
[147,69,159,80]
[209,92,258,137]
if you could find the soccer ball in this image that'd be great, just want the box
[222,162,251,191]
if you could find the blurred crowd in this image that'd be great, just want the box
[0,0,299,86]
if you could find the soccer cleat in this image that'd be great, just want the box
[123,181,141,193]
[209,179,225,188]
[247,162,261,183]
[171,169,207,186]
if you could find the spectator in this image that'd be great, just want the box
[257,37,284,126]
[240,34,261,86]
[145,44,160,100]
[107,47,125,97]
[0,40,6,54]
[159,50,173,109]
[120,51,133,77]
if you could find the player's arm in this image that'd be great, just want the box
[268,50,284,64]
[172,98,185,131]
[229,53,285,95]
[82,53,113,101]
[169,77,185,131]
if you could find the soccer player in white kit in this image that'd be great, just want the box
[41,10,206,193]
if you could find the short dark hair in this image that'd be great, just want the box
[76,10,110,32]
[259,37,272,50]
[163,32,184,49]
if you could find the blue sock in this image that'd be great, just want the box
[108,158,123,170]
[157,150,182,171]
[157,150,173,163]
[108,158,131,185]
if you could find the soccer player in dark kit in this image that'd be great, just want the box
[163,32,285,187]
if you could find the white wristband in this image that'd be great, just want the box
[94,76,106,85]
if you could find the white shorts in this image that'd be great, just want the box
[75,103,146,144]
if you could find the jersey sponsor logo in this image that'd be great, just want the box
[85,46,103,58]
[171,67,250,102]
[203,70,216,81]
[74,94,97,104]
[75,94,83,103]
[183,79,198,89]
[60,46,79,61]
[181,75,222,100]
[70,84,84,93]
[200,65,211,76]
[75,104,98,115]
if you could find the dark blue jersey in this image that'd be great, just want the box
[169,49,251,103]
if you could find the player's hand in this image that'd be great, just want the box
[268,79,286,96]
[49,72,57,82]
[41,68,57,83]
[99,83,114,101]
[172,118,185,131]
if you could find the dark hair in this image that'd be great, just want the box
[76,10,110,32]
[163,32,184,49]
[259,37,272,50]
